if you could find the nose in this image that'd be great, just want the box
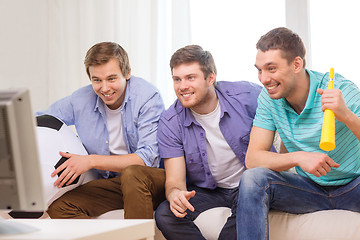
[101,80,110,92]
[178,79,189,90]
[259,71,270,85]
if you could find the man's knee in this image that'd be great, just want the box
[47,203,59,218]
[121,165,145,182]
[155,201,171,229]
[121,165,165,189]
[243,167,274,178]
[47,198,69,218]
[240,167,276,190]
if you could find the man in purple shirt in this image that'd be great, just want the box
[154,45,262,240]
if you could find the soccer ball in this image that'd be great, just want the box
[36,114,97,206]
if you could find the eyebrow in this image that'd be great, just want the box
[254,62,275,69]
[172,73,197,79]
[91,74,118,80]
[106,74,118,78]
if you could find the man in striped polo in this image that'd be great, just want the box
[236,27,360,240]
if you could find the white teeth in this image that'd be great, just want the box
[182,93,192,97]
[267,85,277,90]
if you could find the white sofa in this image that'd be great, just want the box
[97,208,360,240]
[31,120,360,239]
[96,132,360,240]
[2,207,360,239]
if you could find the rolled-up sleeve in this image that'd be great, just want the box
[133,92,165,167]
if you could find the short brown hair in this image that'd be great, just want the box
[84,42,131,79]
[170,45,217,80]
[256,27,306,68]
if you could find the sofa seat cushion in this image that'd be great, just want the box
[98,208,360,240]
[269,209,360,240]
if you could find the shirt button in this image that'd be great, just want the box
[206,172,210,176]
[202,153,206,156]
[189,159,194,163]
[200,133,204,137]
[226,90,230,94]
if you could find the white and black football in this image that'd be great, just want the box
[36,114,97,206]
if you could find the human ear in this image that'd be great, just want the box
[207,72,216,86]
[125,69,132,80]
[293,56,304,73]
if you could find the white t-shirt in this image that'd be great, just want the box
[191,101,245,188]
[104,104,128,156]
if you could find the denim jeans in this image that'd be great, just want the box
[236,167,360,240]
[155,185,238,240]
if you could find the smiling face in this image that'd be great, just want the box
[90,58,130,110]
[172,62,217,114]
[255,49,298,100]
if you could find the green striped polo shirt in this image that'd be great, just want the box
[253,69,360,186]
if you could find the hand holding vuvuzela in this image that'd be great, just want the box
[319,68,336,151]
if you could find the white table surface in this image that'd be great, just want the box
[0,219,155,240]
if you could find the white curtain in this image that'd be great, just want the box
[0,0,190,111]
[0,0,49,111]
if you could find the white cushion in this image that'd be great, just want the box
[193,207,231,240]
[98,208,360,240]
[269,209,360,240]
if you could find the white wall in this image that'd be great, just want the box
[189,0,286,84]
[310,0,360,83]
[0,0,190,110]
[0,0,49,111]
[1,0,358,112]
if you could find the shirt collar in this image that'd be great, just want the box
[215,87,229,118]
[182,106,198,127]
[303,69,320,110]
[122,76,132,107]
[181,88,226,127]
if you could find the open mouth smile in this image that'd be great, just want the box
[181,93,193,98]
[266,83,279,93]
[101,92,115,99]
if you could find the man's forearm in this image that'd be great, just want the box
[89,153,145,172]
[165,181,187,200]
[245,150,298,172]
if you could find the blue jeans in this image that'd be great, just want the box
[155,185,238,240]
[236,167,360,240]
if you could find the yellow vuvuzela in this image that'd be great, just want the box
[319,68,336,151]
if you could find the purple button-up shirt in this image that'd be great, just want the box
[157,81,263,189]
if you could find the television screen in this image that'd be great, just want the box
[0,88,46,212]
